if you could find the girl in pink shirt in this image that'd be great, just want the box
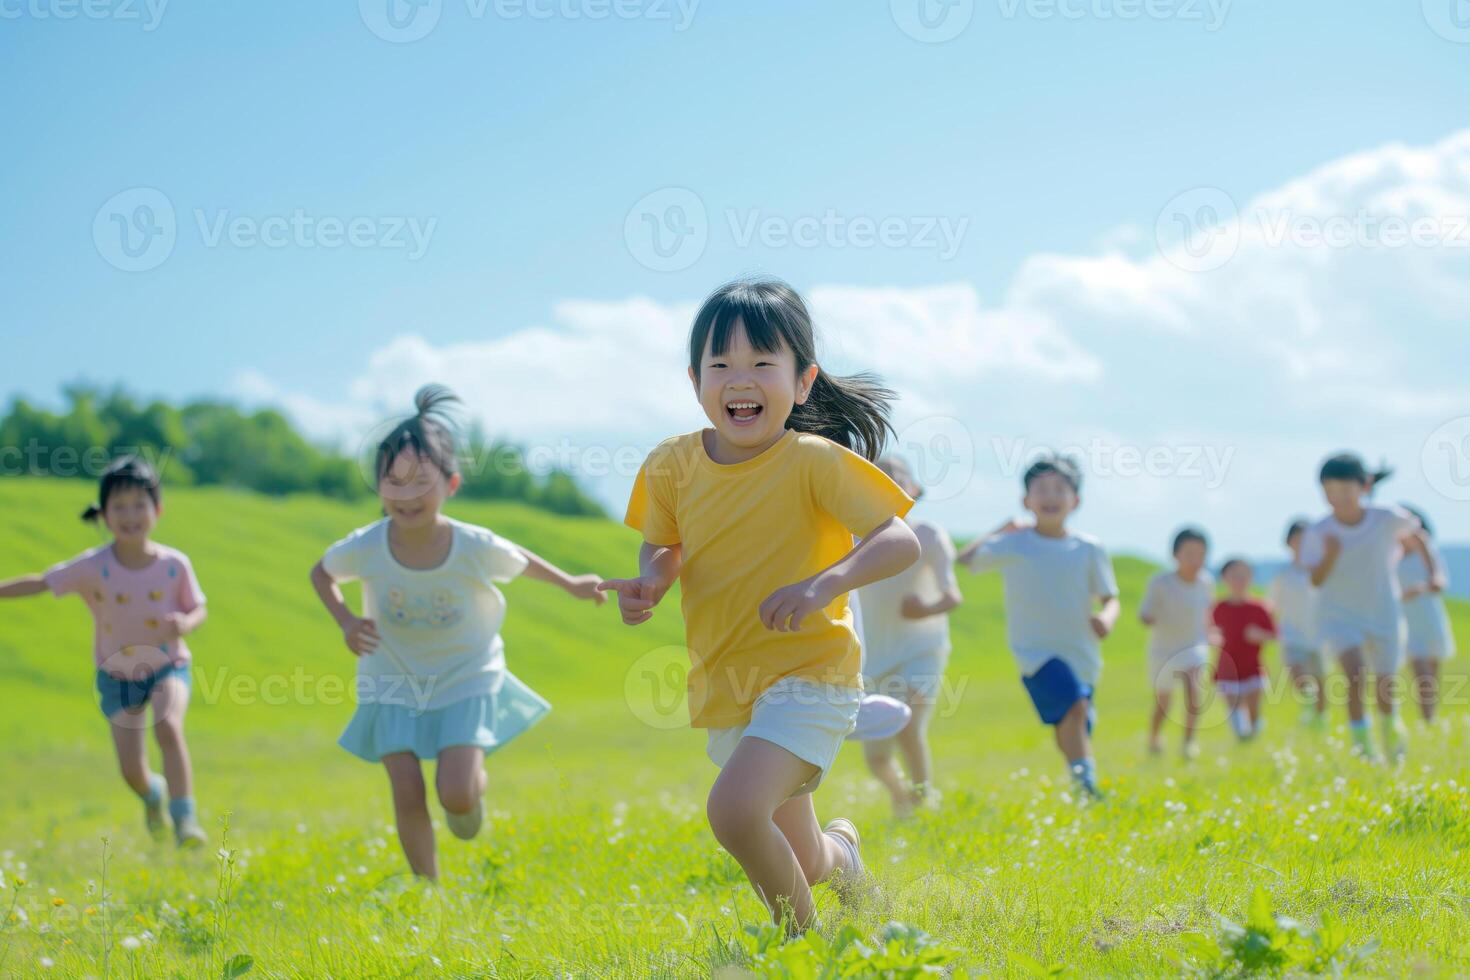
[0,456,208,846]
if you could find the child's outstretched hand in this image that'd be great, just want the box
[341,615,380,656]
[160,612,189,641]
[598,576,665,625]
[1089,614,1112,639]
[566,573,608,606]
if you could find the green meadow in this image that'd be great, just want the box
[0,478,1467,977]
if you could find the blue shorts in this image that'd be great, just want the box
[1021,658,1094,729]
[96,663,190,718]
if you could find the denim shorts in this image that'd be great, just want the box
[96,662,190,718]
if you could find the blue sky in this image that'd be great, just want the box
[5,0,1469,558]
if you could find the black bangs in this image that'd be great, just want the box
[689,280,812,374]
[1319,453,1368,484]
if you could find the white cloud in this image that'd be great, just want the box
[240,129,1470,553]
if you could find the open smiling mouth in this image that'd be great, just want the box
[726,400,764,426]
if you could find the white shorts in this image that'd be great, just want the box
[862,646,949,702]
[1319,618,1405,675]
[1216,675,1265,696]
[1147,645,1210,693]
[705,677,862,795]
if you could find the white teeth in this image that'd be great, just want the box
[726,402,760,410]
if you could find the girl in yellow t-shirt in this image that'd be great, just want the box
[601,278,921,932]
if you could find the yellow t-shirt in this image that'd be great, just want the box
[624,428,914,728]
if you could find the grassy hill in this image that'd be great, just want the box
[0,478,1467,977]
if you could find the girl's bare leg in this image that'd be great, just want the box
[862,736,910,814]
[1149,688,1170,751]
[383,752,436,879]
[435,745,486,816]
[1339,649,1366,723]
[150,677,193,801]
[1244,685,1263,728]
[706,737,833,931]
[1182,668,1203,748]
[772,792,850,888]
[108,709,153,797]
[1410,658,1440,722]
[894,694,934,791]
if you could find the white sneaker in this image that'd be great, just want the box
[175,815,207,849]
[822,818,870,904]
[847,695,912,741]
[445,797,484,841]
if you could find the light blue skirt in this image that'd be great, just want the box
[338,671,551,763]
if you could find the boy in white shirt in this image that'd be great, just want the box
[857,457,963,817]
[1300,454,1440,763]
[1269,519,1325,729]
[1139,527,1214,760]
[957,454,1119,797]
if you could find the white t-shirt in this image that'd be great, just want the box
[965,528,1117,684]
[1399,545,1455,653]
[322,518,529,711]
[857,518,958,674]
[1138,570,1214,659]
[1268,563,1318,650]
[1300,506,1416,635]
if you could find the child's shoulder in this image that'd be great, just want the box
[1066,529,1107,552]
[152,542,198,568]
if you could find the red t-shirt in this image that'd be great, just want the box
[1211,598,1275,681]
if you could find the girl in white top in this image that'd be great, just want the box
[1269,519,1325,728]
[855,456,962,817]
[310,386,606,880]
[1398,505,1454,724]
[1138,528,1214,760]
[1299,455,1439,762]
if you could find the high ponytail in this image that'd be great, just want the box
[375,384,463,484]
[687,277,897,462]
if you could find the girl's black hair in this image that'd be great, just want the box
[1219,556,1250,577]
[1172,526,1208,555]
[1400,503,1432,538]
[83,455,161,523]
[1285,518,1309,545]
[687,279,896,462]
[1023,453,1082,493]
[1319,452,1393,489]
[375,384,462,484]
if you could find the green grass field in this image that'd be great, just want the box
[1,478,1467,978]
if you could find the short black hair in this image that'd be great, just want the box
[1172,526,1208,555]
[1285,518,1309,545]
[375,384,462,485]
[1219,556,1250,577]
[1023,453,1082,493]
[82,455,161,524]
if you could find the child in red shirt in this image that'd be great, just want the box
[1212,558,1276,740]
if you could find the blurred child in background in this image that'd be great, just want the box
[1269,519,1326,729]
[1398,504,1454,725]
[957,454,1119,798]
[1212,558,1275,741]
[857,455,962,817]
[1300,455,1438,763]
[1139,527,1214,760]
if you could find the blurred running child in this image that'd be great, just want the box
[856,455,963,817]
[1398,504,1454,724]
[956,454,1119,797]
[1212,558,1275,741]
[1270,519,1325,729]
[1139,527,1213,759]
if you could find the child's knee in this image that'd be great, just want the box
[153,718,185,750]
[706,784,767,850]
[437,781,478,815]
[862,738,895,767]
